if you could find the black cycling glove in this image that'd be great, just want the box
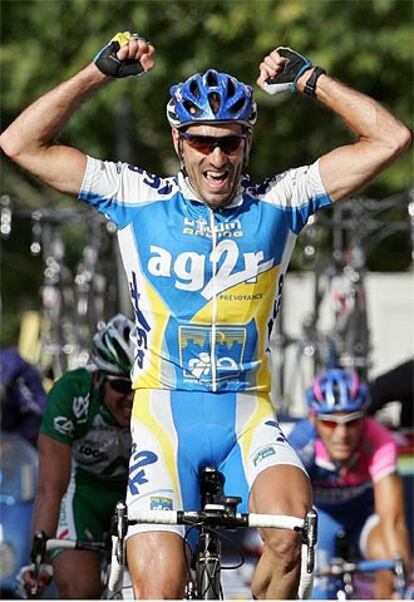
[260,47,313,95]
[94,31,148,78]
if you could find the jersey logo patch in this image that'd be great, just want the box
[179,325,246,383]
[73,394,90,422]
[54,416,75,437]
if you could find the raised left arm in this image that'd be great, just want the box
[257,48,412,203]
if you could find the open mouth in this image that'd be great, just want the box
[203,169,230,188]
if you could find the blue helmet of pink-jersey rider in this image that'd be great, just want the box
[166,69,258,130]
[306,369,370,414]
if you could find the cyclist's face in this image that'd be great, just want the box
[172,123,251,209]
[312,413,364,462]
[102,377,134,428]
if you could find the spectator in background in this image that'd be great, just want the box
[368,358,414,428]
[0,347,46,447]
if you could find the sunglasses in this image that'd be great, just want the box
[106,376,133,395]
[317,411,364,429]
[179,132,247,155]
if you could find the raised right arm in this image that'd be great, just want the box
[0,65,107,196]
[0,34,155,197]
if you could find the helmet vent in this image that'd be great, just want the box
[205,70,218,87]
[208,92,221,115]
[226,79,236,97]
[183,100,200,116]
[229,97,246,115]
[189,79,200,98]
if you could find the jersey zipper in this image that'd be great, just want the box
[209,208,217,391]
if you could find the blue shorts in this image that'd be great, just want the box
[126,390,307,542]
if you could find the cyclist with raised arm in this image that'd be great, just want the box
[288,369,411,599]
[1,32,411,599]
[19,314,135,599]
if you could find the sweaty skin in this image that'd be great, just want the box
[172,123,251,209]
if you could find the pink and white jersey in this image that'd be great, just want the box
[288,417,397,506]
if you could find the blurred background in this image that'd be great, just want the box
[0,0,413,597]
[1,0,413,358]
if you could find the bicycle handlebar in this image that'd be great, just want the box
[29,530,107,596]
[317,554,407,597]
[45,539,107,552]
[127,508,305,530]
[317,556,402,577]
[108,503,317,600]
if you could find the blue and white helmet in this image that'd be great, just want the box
[306,369,370,414]
[90,314,135,377]
[166,69,257,130]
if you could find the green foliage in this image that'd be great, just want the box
[1,0,413,343]
[1,0,412,186]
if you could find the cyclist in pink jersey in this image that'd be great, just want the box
[289,369,411,599]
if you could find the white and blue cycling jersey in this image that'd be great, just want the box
[79,158,331,392]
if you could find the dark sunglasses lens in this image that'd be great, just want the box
[320,417,361,428]
[219,137,243,153]
[187,137,213,153]
[320,420,337,429]
[184,135,243,154]
[108,379,132,394]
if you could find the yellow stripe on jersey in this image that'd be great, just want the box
[133,280,172,389]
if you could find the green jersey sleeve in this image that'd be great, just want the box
[40,369,94,446]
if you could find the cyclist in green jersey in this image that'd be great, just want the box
[20,314,135,599]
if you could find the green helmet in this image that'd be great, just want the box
[90,314,135,377]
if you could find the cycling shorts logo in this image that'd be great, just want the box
[150,496,173,510]
[54,416,75,437]
[180,325,245,383]
[253,445,277,466]
[73,394,90,421]
[128,445,158,496]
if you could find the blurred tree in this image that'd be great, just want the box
[0,0,413,344]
